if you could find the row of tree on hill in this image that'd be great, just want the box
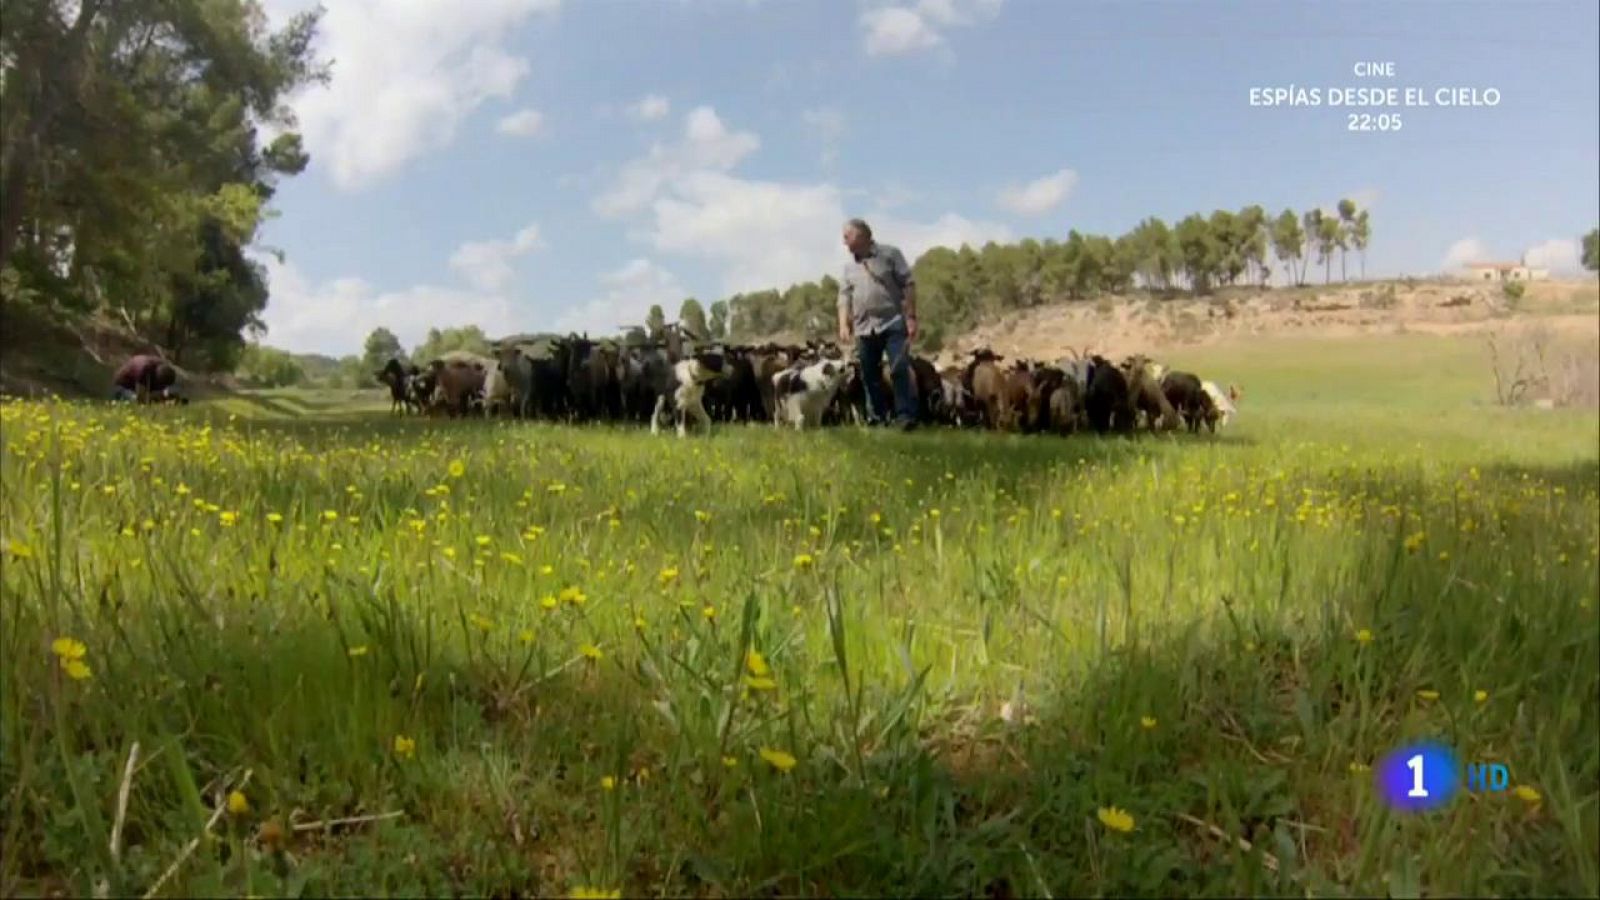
[0,0,329,372]
[686,203,1377,349]
[245,219,1600,389]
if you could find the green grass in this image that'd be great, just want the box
[2,334,1597,898]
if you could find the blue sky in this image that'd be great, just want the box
[254,0,1600,356]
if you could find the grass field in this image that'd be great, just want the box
[3,333,1597,898]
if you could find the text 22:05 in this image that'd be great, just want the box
[1348,113,1402,131]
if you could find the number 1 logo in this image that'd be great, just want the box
[1377,743,1459,812]
[1406,753,1429,798]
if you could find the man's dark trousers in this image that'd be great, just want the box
[856,323,917,426]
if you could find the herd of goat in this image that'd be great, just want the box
[376,327,1241,437]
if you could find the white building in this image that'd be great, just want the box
[1461,260,1549,282]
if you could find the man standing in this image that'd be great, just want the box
[837,218,918,431]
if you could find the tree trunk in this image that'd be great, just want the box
[0,0,105,272]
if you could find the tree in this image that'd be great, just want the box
[645,304,667,340]
[708,300,729,339]
[1351,211,1371,280]
[0,0,328,371]
[236,343,305,388]
[1336,198,1357,282]
[411,326,490,363]
[362,327,406,382]
[1174,215,1220,294]
[1272,210,1306,286]
[678,298,708,340]
[1316,216,1342,285]
[1582,228,1599,272]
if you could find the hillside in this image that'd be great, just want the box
[924,277,1599,367]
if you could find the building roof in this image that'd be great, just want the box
[1464,261,1524,269]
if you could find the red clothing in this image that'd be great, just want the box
[112,355,174,392]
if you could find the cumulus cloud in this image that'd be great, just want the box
[256,254,520,357]
[1522,238,1582,274]
[801,107,846,166]
[262,0,561,191]
[860,0,1002,57]
[627,94,671,122]
[496,108,545,137]
[996,168,1077,216]
[1442,237,1491,271]
[590,105,1010,296]
[448,224,546,292]
[592,106,760,218]
[552,258,687,336]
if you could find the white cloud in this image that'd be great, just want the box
[263,0,561,191]
[448,224,545,293]
[256,254,520,357]
[593,106,760,217]
[589,105,1010,297]
[496,108,545,137]
[860,0,1002,57]
[861,7,942,56]
[1442,237,1491,271]
[802,107,846,166]
[552,258,686,336]
[627,94,671,122]
[996,168,1077,216]
[1523,238,1582,274]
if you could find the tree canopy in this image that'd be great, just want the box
[0,0,328,371]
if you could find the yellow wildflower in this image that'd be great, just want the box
[393,735,417,759]
[266,512,284,525]
[348,645,369,657]
[1514,785,1541,804]
[63,659,92,681]
[759,748,797,773]
[600,775,616,791]
[1140,716,1157,730]
[448,459,466,478]
[540,595,558,611]
[793,553,814,570]
[1355,628,1373,645]
[659,566,680,587]
[1474,689,1488,704]
[1416,689,1439,701]
[569,888,621,900]
[227,791,250,816]
[746,650,770,677]
[1097,806,1134,833]
[579,643,602,661]
[51,637,87,660]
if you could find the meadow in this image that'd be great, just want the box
[2,333,1597,898]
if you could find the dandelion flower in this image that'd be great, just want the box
[63,659,92,681]
[694,510,711,523]
[227,791,250,816]
[348,645,369,657]
[1140,716,1157,730]
[1355,628,1373,645]
[475,535,492,547]
[1097,806,1135,833]
[448,459,466,479]
[266,512,284,525]
[51,637,87,661]
[393,735,416,759]
[579,643,603,661]
[600,775,616,791]
[659,566,680,587]
[1416,689,1439,701]
[746,650,770,677]
[793,553,814,570]
[540,595,558,611]
[759,748,797,773]
[1514,785,1541,804]
[721,755,738,768]
[323,510,340,522]
[1474,689,1488,704]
